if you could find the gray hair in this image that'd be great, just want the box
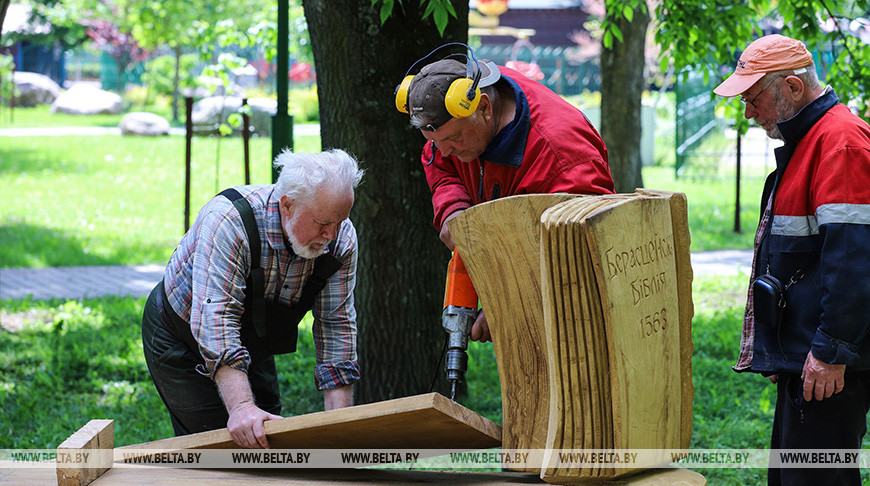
[273,148,364,202]
[767,62,822,91]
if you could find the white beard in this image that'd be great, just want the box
[284,214,328,259]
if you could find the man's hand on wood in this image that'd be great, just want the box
[227,401,282,448]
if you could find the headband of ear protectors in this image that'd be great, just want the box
[394,42,483,119]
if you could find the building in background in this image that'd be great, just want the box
[0,2,65,85]
[469,0,599,96]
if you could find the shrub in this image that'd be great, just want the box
[140,53,200,102]
[289,86,319,123]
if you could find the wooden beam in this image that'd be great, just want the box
[5,465,706,485]
[56,419,113,486]
[120,393,500,451]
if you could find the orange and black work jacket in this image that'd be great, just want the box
[421,66,615,232]
[750,89,870,374]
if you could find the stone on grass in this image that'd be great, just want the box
[120,112,170,136]
[51,84,123,115]
[13,71,61,107]
[191,96,276,137]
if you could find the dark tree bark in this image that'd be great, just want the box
[301,0,469,404]
[600,2,650,193]
[0,0,10,44]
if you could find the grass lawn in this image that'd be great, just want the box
[0,132,320,267]
[0,104,133,128]
[644,165,761,252]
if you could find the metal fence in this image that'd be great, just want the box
[674,71,718,176]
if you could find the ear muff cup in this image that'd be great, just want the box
[444,77,480,118]
[395,75,415,114]
[395,43,485,121]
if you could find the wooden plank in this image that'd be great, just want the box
[120,393,500,451]
[447,193,578,470]
[6,462,706,486]
[56,419,113,486]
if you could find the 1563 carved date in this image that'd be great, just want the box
[638,308,668,339]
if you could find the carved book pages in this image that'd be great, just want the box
[539,194,690,484]
[540,195,629,482]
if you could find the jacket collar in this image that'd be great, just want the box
[777,87,839,145]
[479,74,530,168]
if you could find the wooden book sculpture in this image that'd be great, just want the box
[448,191,694,484]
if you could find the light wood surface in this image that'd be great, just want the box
[539,195,635,482]
[56,419,113,486]
[120,393,500,451]
[585,197,682,449]
[4,464,706,485]
[447,193,578,469]
[636,189,695,447]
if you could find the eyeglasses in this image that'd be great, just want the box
[740,75,783,109]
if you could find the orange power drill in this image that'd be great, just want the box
[442,251,479,401]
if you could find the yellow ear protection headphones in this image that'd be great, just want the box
[394,42,483,119]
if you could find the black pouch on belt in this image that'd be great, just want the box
[753,274,786,330]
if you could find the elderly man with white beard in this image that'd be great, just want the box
[141,149,364,449]
[714,34,870,486]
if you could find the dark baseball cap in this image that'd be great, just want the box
[407,58,501,130]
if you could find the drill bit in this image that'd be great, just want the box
[450,381,457,401]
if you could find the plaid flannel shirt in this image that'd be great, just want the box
[163,185,359,390]
[735,192,773,371]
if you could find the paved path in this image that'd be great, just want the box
[0,250,753,301]
[0,264,166,300]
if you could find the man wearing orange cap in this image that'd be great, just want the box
[714,34,870,485]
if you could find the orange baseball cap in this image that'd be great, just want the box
[713,34,814,97]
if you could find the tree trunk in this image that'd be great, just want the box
[600,2,649,193]
[301,0,469,404]
[0,0,10,45]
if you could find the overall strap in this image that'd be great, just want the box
[219,188,267,337]
[296,241,343,311]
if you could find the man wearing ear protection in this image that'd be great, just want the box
[714,34,870,486]
[395,44,615,342]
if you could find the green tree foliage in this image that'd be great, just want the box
[124,0,265,119]
[2,0,90,49]
[655,0,870,123]
[370,0,458,35]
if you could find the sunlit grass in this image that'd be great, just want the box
[0,131,320,267]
